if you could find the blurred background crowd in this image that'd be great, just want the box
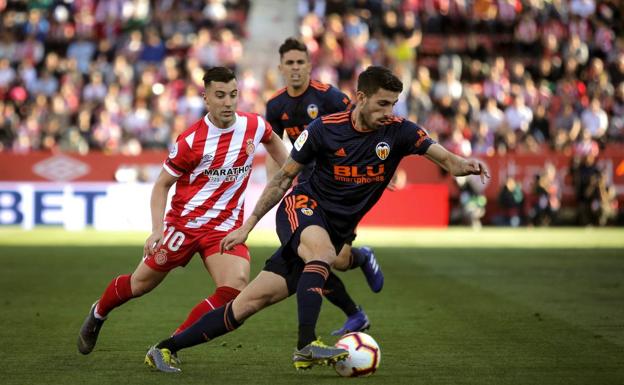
[0,0,621,226]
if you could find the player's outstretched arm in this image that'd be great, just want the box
[221,157,304,252]
[424,143,490,183]
[263,131,289,171]
[144,169,178,256]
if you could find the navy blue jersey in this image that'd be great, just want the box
[266,80,350,182]
[290,110,435,238]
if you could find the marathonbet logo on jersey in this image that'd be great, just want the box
[376,142,390,160]
[204,165,252,183]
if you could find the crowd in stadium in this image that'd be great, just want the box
[0,0,621,225]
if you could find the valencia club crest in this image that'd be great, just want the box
[375,142,390,160]
[307,104,319,119]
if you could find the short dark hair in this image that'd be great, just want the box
[279,37,308,58]
[203,66,236,88]
[357,66,403,96]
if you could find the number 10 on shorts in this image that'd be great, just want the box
[163,226,186,252]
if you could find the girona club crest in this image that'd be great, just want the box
[307,104,319,119]
[245,139,255,155]
[375,142,390,160]
[155,249,168,266]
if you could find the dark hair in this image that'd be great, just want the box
[203,66,236,88]
[357,66,403,96]
[279,37,308,58]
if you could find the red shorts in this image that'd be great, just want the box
[143,224,250,272]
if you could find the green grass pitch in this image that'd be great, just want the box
[1,228,623,385]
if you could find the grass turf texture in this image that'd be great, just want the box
[1,228,623,384]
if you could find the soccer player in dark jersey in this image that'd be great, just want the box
[265,37,382,336]
[145,66,489,373]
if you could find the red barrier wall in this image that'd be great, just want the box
[360,184,449,227]
[1,148,622,225]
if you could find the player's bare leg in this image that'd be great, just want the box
[230,270,289,320]
[130,261,170,295]
[170,252,250,364]
[78,261,168,354]
[147,271,289,372]
[173,253,249,335]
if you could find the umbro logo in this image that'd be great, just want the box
[281,112,289,120]
[334,148,347,157]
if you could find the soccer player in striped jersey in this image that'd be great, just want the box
[266,37,383,335]
[77,67,289,358]
[145,66,489,373]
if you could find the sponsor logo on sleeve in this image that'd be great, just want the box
[415,129,429,147]
[169,143,178,159]
[294,130,309,151]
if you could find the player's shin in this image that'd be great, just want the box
[96,274,134,317]
[173,286,240,335]
[323,273,358,316]
[157,301,242,354]
[296,261,330,349]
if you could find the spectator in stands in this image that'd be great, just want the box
[452,176,487,229]
[407,78,432,125]
[581,97,609,142]
[497,176,524,227]
[530,163,561,226]
[504,93,533,140]
[479,97,505,134]
[609,82,624,142]
[432,68,463,102]
[571,152,600,225]
[585,170,618,226]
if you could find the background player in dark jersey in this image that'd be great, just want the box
[266,37,382,335]
[145,66,489,373]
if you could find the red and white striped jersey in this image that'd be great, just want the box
[163,112,272,232]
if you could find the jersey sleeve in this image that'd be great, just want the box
[402,121,436,156]
[325,86,351,113]
[163,136,200,177]
[260,116,273,144]
[265,100,284,138]
[290,118,323,165]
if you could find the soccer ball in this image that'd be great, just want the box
[334,332,381,377]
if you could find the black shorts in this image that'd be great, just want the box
[262,190,349,295]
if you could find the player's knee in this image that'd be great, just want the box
[222,274,248,291]
[313,249,338,266]
[215,267,249,291]
[298,244,336,266]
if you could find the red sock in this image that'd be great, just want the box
[173,286,241,335]
[95,274,133,317]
